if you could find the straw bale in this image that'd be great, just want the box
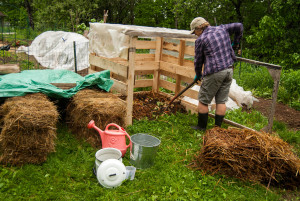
[193,127,300,188]
[0,93,59,165]
[66,88,126,148]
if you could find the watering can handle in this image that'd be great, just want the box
[105,123,122,131]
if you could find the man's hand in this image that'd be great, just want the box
[194,75,201,81]
[231,42,240,51]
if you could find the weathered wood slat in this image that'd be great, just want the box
[135,79,153,88]
[135,61,159,71]
[135,70,154,75]
[136,40,156,49]
[159,79,176,92]
[163,41,179,52]
[184,45,195,56]
[160,61,194,79]
[50,83,76,89]
[0,64,20,74]
[110,78,127,95]
[89,54,128,78]
[135,54,155,61]
[236,57,282,70]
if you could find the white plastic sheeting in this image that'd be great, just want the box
[17,31,89,71]
[88,23,196,59]
[182,79,258,111]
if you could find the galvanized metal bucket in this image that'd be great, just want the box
[130,133,161,169]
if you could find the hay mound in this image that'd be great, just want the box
[66,88,126,148]
[193,127,300,188]
[0,93,59,165]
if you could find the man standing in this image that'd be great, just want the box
[190,17,243,131]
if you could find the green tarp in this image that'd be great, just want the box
[0,69,114,98]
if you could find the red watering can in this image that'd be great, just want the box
[87,120,131,157]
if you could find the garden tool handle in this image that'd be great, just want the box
[169,79,198,105]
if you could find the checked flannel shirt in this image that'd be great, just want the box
[194,23,243,78]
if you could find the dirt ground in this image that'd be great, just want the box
[132,92,300,131]
[252,98,300,131]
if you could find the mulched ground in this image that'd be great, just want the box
[132,92,186,120]
[132,92,300,131]
[252,98,300,131]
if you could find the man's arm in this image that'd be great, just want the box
[223,23,243,49]
[194,39,204,78]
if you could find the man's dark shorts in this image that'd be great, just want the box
[198,68,233,105]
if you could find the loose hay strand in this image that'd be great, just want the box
[66,88,126,148]
[0,93,59,166]
[193,127,300,189]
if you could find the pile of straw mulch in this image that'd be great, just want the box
[66,88,126,148]
[0,93,59,165]
[193,127,300,189]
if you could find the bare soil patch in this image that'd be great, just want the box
[252,98,300,131]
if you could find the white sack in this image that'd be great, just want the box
[229,79,259,108]
[183,79,257,111]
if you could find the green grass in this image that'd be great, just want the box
[1,110,299,200]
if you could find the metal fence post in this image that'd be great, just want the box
[73,41,77,73]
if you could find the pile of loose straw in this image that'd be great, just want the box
[193,127,300,189]
[66,88,126,148]
[0,93,59,165]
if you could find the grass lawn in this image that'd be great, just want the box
[0,111,299,200]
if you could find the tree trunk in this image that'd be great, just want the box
[230,0,243,23]
[24,0,35,30]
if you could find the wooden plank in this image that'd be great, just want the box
[153,37,163,92]
[179,85,198,100]
[135,54,155,61]
[135,61,159,71]
[0,64,20,74]
[135,79,153,88]
[185,45,195,56]
[236,57,282,70]
[51,83,76,89]
[160,61,194,79]
[161,54,178,64]
[178,40,186,66]
[159,79,176,92]
[89,54,128,78]
[183,59,194,67]
[163,41,179,52]
[135,70,154,75]
[160,69,194,84]
[160,70,176,80]
[110,78,127,95]
[126,36,137,126]
[136,40,156,49]
[175,40,185,95]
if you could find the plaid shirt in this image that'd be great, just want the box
[194,23,243,77]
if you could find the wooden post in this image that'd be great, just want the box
[153,37,163,92]
[237,57,282,133]
[126,36,137,126]
[263,68,282,133]
[175,40,185,95]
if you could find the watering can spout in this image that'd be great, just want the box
[87,120,104,140]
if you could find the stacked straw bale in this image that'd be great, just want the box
[66,88,126,148]
[194,127,300,188]
[0,93,59,165]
